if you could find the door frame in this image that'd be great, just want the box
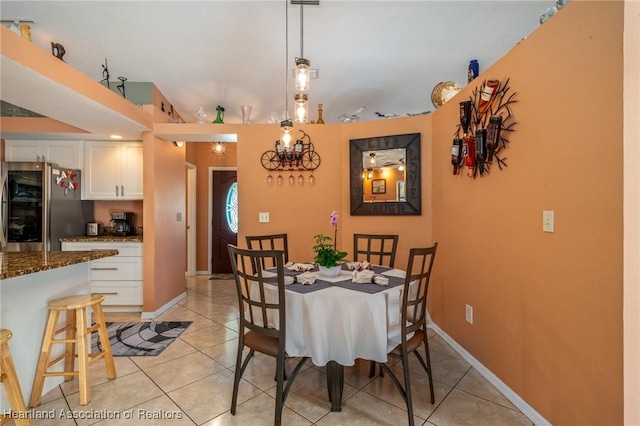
[208,166,237,274]
[186,162,196,276]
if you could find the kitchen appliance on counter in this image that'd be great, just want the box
[1,162,94,251]
[86,221,104,236]
[111,211,135,236]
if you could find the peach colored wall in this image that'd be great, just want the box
[430,2,623,424]
[141,105,187,313]
[238,124,344,263]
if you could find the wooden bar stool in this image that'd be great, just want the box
[29,294,116,407]
[1,329,30,426]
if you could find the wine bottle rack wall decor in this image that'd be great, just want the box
[261,130,321,186]
[451,78,517,178]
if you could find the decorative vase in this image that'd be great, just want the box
[241,105,252,124]
[319,265,341,277]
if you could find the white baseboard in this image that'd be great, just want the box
[141,292,187,319]
[429,323,552,426]
[196,270,210,276]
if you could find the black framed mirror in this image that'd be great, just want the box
[349,133,421,215]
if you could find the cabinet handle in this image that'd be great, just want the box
[116,185,119,197]
[91,267,118,271]
[99,292,119,295]
[121,185,124,196]
[36,155,41,161]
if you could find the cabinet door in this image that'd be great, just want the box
[43,141,83,169]
[83,141,121,199]
[120,142,143,200]
[5,140,41,161]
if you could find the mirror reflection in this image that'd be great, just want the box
[362,148,406,203]
[349,133,421,216]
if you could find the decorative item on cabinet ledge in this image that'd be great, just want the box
[450,77,518,179]
[261,129,320,187]
[212,105,225,124]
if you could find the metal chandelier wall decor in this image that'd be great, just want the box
[450,78,518,178]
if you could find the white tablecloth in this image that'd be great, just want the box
[251,268,407,367]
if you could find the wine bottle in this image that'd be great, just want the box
[478,79,500,115]
[459,101,472,135]
[463,134,476,177]
[486,115,502,161]
[475,129,487,175]
[451,137,463,175]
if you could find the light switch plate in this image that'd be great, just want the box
[543,210,554,232]
[259,212,270,223]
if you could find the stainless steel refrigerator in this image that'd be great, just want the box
[1,162,94,251]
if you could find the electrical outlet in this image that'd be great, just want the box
[176,212,182,222]
[259,212,270,223]
[543,210,554,232]
[465,304,474,324]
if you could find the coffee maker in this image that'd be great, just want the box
[111,211,135,236]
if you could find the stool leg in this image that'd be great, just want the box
[92,303,116,379]
[29,309,60,408]
[1,342,30,426]
[75,307,90,405]
[64,309,76,381]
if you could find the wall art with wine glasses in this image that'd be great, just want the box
[261,129,321,187]
[450,78,518,178]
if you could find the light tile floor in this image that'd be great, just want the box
[19,276,534,426]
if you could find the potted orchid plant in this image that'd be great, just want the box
[313,211,348,276]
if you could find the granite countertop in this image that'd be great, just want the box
[59,235,143,243]
[1,250,119,280]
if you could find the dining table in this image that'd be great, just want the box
[255,263,408,412]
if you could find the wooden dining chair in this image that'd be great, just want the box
[353,234,399,267]
[227,245,307,426]
[245,233,289,269]
[371,243,438,426]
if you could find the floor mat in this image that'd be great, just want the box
[209,273,235,280]
[91,321,192,356]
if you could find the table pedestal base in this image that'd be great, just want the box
[326,361,344,412]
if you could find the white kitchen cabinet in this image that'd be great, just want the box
[83,141,143,200]
[61,241,143,311]
[4,140,83,169]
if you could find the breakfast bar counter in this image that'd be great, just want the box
[0,249,118,410]
[1,250,118,280]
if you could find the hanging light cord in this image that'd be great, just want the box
[284,0,289,118]
[300,2,304,58]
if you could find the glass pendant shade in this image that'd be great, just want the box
[294,93,309,123]
[280,119,293,146]
[295,58,310,91]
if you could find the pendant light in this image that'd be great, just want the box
[294,93,308,123]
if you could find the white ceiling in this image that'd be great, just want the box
[1,0,556,128]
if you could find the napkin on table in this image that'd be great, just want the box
[351,269,389,286]
[345,261,370,271]
[297,272,316,285]
[285,262,315,272]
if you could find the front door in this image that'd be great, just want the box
[212,170,238,273]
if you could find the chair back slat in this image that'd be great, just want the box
[353,234,399,267]
[400,244,438,342]
[246,234,289,270]
[228,245,287,341]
